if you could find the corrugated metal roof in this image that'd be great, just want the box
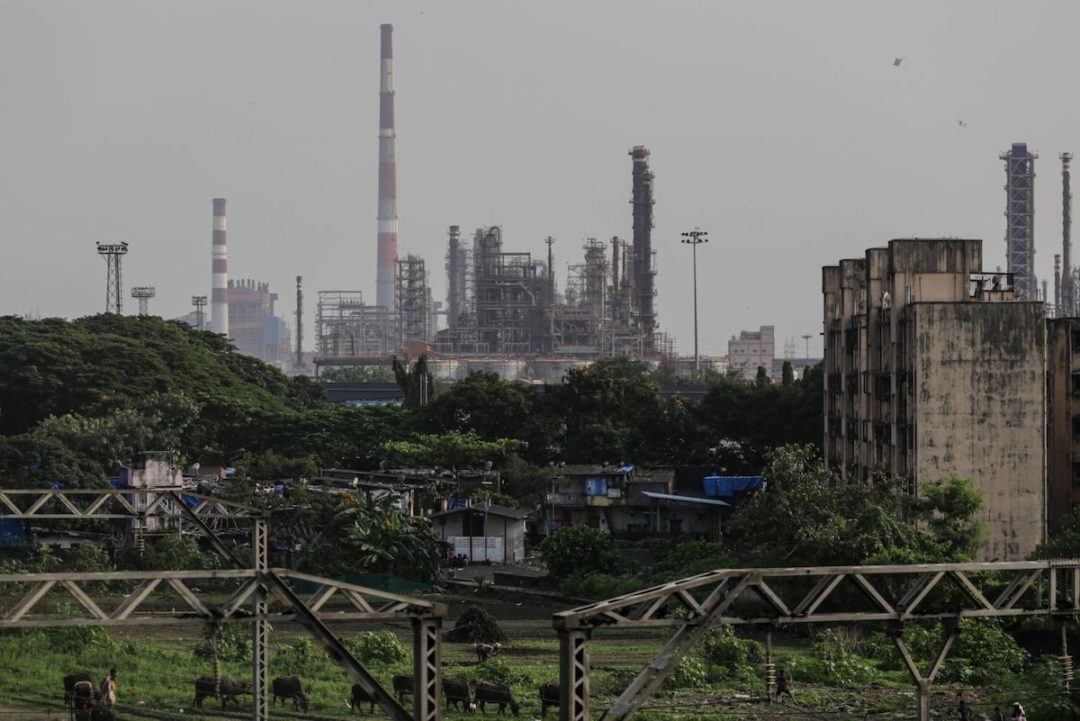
[641,492,730,507]
[430,504,531,520]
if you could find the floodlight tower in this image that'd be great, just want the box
[131,286,156,316]
[96,242,129,314]
[192,295,208,331]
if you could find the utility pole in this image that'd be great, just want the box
[680,229,708,378]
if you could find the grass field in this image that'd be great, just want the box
[0,587,1073,720]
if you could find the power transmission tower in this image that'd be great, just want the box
[131,286,156,316]
[96,242,129,314]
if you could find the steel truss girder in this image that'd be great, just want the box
[0,568,442,627]
[554,560,1080,721]
[0,488,266,520]
[0,567,445,721]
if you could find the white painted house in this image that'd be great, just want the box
[432,504,529,564]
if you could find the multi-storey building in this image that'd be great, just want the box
[728,325,775,380]
[823,239,1046,560]
[1047,318,1080,535]
[227,279,292,368]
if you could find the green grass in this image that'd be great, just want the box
[0,599,1074,721]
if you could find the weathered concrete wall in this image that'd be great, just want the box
[1046,318,1080,536]
[913,302,1046,560]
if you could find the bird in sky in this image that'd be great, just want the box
[957,119,967,127]
[893,57,904,67]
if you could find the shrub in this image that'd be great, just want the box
[195,622,252,662]
[809,628,878,687]
[700,626,764,671]
[561,573,642,600]
[539,526,632,579]
[662,655,709,690]
[868,620,1028,685]
[346,630,409,667]
[476,657,518,686]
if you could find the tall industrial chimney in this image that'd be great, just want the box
[295,275,303,368]
[630,146,656,350]
[211,198,229,337]
[1063,152,1073,315]
[376,23,399,311]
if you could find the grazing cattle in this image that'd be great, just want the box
[348,683,379,714]
[392,675,414,704]
[193,676,249,710]
[272,676,309,712]
[474,682,520,716]
[444,679,475,712]
[539,683,560,718]
[63,673,94,709]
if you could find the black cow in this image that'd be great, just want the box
[349,683,379,714]
[392,675,414,704]
[444,679,475,712]
[63,673,94,709]
[539,683,560,718]
[474,682,520,716]
[193,676,249,709]
[272,676,309,712]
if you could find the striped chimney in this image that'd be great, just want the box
[211,198,229,337]
[376,23,398,310]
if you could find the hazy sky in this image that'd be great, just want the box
[2,0,1078,357]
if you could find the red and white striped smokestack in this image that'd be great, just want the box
[211,198,229,337]
[376,23,398,310]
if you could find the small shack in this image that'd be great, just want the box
[431,504,529,564]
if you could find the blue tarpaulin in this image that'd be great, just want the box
[584,477,608,496]
[0,518,28,549]
[702,475,764,497]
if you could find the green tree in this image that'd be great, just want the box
[755,365,769,387]
[539,525,629,578]
[782,361,795,386]
[379,431,524,470]
[297,494,441,581]
[392,355,435,408]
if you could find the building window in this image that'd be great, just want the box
[463,511,486,537]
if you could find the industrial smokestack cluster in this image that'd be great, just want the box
[376,23,399,311]
[211,198,229,337]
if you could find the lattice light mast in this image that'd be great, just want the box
[1001,143,1038,300]
[96,242,129,314]
[192,295,208,331]
[130,286,156,316]
[680,229,708,377]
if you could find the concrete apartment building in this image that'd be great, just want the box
[728,325,775,380]
[1047,318,1080,535]
[823,239,1046,560]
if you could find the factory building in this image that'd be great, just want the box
[823,239,1046,560]
[727,326,775,381]
[226,279,292,368]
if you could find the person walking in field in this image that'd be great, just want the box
[100,668,117,715]
[775,668,795,704]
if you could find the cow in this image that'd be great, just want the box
[348,683,379,714]
[474,682,520,716]
[193,676,249,710]
[271,676,309,712]
[63,673,94,709]
[392,675,414,704]
[539,683,560,718]
[444,679,476,712]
